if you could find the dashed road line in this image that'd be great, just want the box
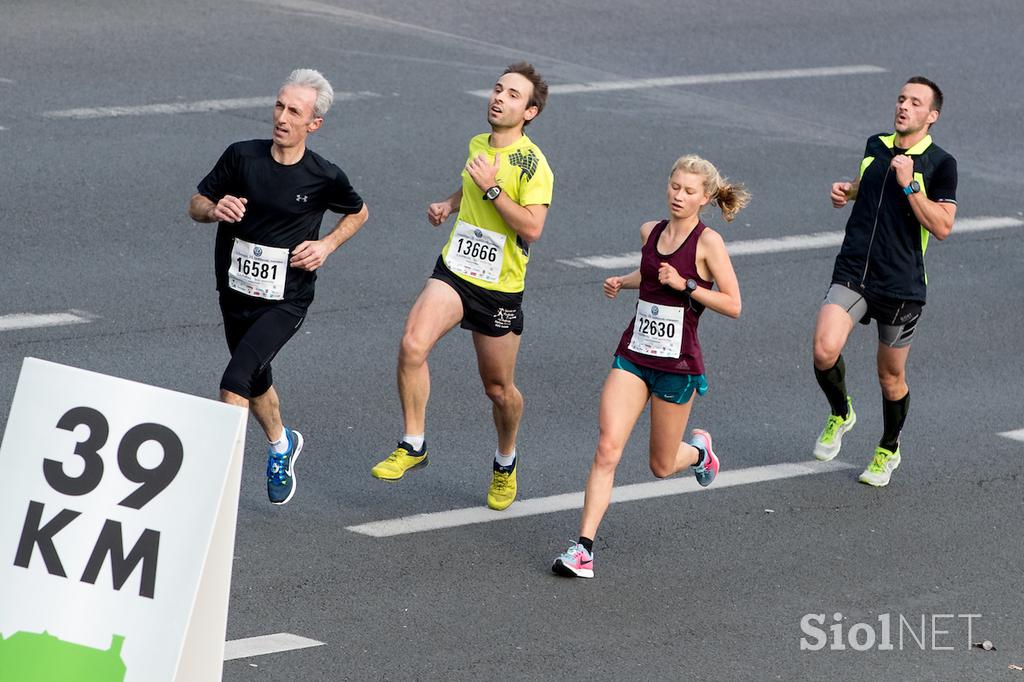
[0,310,95,332]
[224,633,325,661]
[42,91,380,120]
[346,460,856,538]
[558,216,1024,269]
[998,429,1024,443]
[468,64,887,97]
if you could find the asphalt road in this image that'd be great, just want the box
[2,1,1022,680]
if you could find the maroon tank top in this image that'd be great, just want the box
[615,219,712,374]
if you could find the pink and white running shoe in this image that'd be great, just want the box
[552,542,594,579]
[690,429,719,487]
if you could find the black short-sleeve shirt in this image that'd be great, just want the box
[197,139,364,309]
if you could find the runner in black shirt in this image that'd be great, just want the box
[811,76,957,487]
[189,68,368,504]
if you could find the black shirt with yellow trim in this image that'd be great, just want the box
[831,133,957,302]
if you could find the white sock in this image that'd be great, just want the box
[403,434,425,451]
[269,429,289,454]
[494,448,516,468]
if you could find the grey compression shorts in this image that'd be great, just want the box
[823,282,923,349]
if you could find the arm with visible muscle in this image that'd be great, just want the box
[290,202,369,271]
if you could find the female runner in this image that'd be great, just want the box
[552,155,749,578]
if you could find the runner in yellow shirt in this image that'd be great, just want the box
[371,63,553,511]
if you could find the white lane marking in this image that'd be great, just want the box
[558,216,1024,269]
[468,64,886,97]
[245,0,582,70]
[998,429,1024,443]
[0,310,95,332]
[42,91,380,120]
[224,633,324,661]
[0,77,14,84]
[346,460,855,538]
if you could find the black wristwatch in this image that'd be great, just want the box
[685,278,698,293]
[483,185,501,201]
[903,180,921,196]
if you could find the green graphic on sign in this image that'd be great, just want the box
[0,630,127,681]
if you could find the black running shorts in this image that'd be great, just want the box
[430,256,524,337]
[219,291,305,398]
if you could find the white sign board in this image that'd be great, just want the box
[0,358,247,682]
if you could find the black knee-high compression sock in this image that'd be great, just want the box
[814,355,849,418]
[880,392,910,452]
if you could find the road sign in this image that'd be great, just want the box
[0,358,247,681]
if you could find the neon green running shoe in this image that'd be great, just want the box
[371,441,428,480]
[858,446,901,487]
[813,397,856,461]
[487,460,517,510]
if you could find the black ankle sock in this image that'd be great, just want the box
[493,457,516,472]
[880,391,909,452]
[577,536,594,554]
[692,445,706,467]
[814,355,849,418]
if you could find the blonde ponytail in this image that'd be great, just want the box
[670,155,750,223]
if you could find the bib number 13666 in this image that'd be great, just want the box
[453,238,498,262]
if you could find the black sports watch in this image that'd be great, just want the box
[685,278,698,293]
[483,185,501,201]
[903,180,921,196]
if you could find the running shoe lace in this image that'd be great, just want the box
[391,445,416,460]
[492,471,511,491]
[868,451,887,472]
[268,452,290,484]
[560,543,583,562]
[822,414,843,441]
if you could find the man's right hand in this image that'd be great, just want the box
[213,195,248,222]
[427,201,452,226]
[831,182,853,208]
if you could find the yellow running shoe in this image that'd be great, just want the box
[858,446,901,487]
[813,397,856,461]
[371,441,427,480]
[487,461,517,510]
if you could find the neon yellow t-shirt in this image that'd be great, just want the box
[440,133,554,293]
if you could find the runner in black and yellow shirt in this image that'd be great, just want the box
[811,76,957,487]
[371,63,553,511]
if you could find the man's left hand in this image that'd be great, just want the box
[291,240,332,271]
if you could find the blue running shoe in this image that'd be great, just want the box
[690,429,719,487]
[267,428,303,505]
